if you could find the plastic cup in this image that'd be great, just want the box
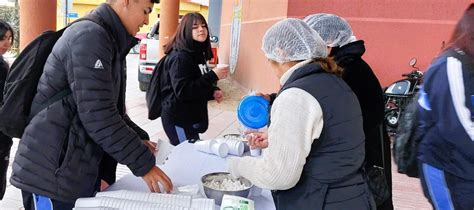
[227,140,244,156]
[194,139,216,154]
[215,138,244,157]
[216,63,229,70]
[250,148,261,156]
[211,142,229,158]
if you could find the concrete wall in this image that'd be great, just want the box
[220,0,472,91]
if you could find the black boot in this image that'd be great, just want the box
[0,133,12,200]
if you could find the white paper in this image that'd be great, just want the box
[155,139,175,165]
[191,198,215,210]
[75,197,187,210]
[96,190,191,207]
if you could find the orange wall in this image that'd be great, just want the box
[220,0,473,91]
[288,0,472,87]
[220,0,289,93]
[19,0,56,50]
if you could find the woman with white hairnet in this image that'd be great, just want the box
[304,14,393,210]
[227,18,375,210]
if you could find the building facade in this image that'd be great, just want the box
[218,0,472,92]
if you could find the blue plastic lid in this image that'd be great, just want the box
[237,96,269,129]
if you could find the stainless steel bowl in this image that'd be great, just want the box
[201,172,253,205]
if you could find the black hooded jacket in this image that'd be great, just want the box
[160,48,218,132]
[331,40,385,166]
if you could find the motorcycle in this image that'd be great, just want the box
[384,58,423,136]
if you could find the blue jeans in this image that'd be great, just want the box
[21,191,74,210]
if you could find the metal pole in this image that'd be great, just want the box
[64,0,68,26]
[208,0,222,45]
[157,0,180,59]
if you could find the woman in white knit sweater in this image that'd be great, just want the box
[227,19,374,210]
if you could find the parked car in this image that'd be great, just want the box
[130,32,147,54]
[137,20,218,92]
[138,21,160,91]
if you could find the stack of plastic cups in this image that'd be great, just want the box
[237,95,269,156]
[216,138,245,156]
[194,139,229,158]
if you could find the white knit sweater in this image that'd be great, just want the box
[227,61,324,190]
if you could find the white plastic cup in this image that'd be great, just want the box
[228,140,244,156]
[216,63,229,70]
[216,138,244,157]
[250,148,261,156]
[211,142,229,158]
[194,139,216,154]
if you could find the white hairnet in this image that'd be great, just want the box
[303,13,355,47]
[262,18,328,64]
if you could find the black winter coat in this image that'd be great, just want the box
[160,49,218,131]
[10,4,154,203]
[331,41,386,166]
[0,57,7,103]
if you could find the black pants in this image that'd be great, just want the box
[365,125,393,210]
[0,132,12,200]
[22,190,74,210]
[161,112,201,146]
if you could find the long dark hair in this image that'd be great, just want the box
[0,19,14,45]
[444,3,474,58]
[164,12,213,60]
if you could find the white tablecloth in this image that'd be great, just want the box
[106,141,276,210]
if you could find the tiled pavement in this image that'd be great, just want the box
[0,54,432,209]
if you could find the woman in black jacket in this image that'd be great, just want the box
[304,14,393,210]
[0,19,13,200]
[161,12,228,145]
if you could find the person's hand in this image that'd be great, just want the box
[213,90,224,103]
[142,166,173,193]
[142,140,157,154]
[213,65,229,79]
[255,92,271,102]
[246,131,269,149]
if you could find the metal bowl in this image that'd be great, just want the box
[201,172,253,205]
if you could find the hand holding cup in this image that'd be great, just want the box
[213,64,229,79]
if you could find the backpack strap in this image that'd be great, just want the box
[29,14,117,120]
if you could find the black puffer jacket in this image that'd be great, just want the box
[10,4,154,202]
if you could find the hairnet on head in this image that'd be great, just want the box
[261,18,328,64]
[303,13,355,47]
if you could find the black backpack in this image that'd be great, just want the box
[0,15,111,138]
[146,55,167,120]
[393,91,422,177]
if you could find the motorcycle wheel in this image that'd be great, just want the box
[385,109,399,135]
